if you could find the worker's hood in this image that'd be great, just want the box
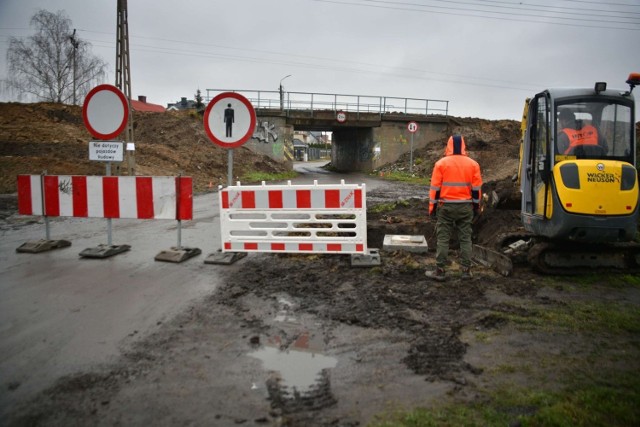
[444,135,467,156]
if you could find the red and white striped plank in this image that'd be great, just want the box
[17,175,192,220]
[220,187,363,210]
[224,241,364,253]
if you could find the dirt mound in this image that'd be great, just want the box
[0,102,289,194]
[377,117,522,184]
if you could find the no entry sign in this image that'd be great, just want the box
[82,84,129,140]
[204,92,256,149]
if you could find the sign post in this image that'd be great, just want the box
[407,121,419,174]
[80,84,131,258]
[203,92,256,265]
[203,92,256,186]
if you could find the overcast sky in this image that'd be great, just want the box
[0,0,638,120]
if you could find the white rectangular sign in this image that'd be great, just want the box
[89,141,124,162]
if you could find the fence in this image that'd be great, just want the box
[205,89,449,117]
[219,181,367,254]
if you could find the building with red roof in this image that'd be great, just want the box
[130,95,165,113]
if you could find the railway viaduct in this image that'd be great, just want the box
[207,89,456,172]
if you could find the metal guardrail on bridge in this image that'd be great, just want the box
[205,89,448,117]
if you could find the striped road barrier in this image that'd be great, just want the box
[213,180,380,266]
[16,175,199,261]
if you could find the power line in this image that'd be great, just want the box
[545,0,640,7]
[78,29,544,91]
[321,0,640,24]
[309,0,640,30]
[84,37,541,94]
[415,0,640,19]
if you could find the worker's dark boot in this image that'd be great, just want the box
[425,267,446,282]
[461,266,473,279]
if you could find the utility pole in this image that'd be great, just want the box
[116,0,135,175]
[68,29,79,105]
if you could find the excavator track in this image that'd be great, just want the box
[527,240,640,275]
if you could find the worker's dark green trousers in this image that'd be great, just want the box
[435,202,474,270]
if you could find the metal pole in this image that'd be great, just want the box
[279,74,291,111]
[106,162,112,246]
[409,133,414,174]
[116,0,134,176]
[228,150,233,186]
[40,171,50,240]
[176,174,182,248]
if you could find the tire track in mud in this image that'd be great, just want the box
[214,250,524,416]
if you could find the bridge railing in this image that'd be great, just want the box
[205,89,448,117]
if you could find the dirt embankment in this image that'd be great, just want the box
[0,102,289,194]
[0,102,527,194]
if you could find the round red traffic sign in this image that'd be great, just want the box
[336,111,347,123]
[407,121,419,133]
[204,92,256,149]
[82,84,129,140]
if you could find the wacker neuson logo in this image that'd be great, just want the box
[587,173,618,183]
[587,164,619,183]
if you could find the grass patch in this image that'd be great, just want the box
[240,170,298,183]
[564,273,640,288]
[374,170,430,185]
[496,300,640,334]
[371,373,640,427]
[369,199,410,214]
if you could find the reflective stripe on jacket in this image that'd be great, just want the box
[429,135,482,214]
[562,125,599,154]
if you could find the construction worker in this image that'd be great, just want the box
[557,109,604,155]
[425,135,482,281]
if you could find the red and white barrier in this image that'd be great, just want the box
[219,181,367,254]
[17,175,193,220]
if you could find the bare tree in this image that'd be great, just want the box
[4,9,107,104]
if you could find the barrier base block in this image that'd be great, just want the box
[351,248,381,267]
[79,244,131,259]
[382,235,429,253]
[16,239,72,253]
[204,251,247,265]
[155,246,202,263]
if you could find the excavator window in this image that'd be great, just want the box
[554,100,633,164]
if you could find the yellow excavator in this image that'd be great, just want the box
[477,73,640,274]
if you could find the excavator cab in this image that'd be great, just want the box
[519,74,639,244]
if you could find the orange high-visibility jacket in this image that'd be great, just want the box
[429,135,482,215]
[562,125,599,154]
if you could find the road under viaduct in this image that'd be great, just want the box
[247,108,453,172]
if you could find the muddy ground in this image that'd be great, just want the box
[2,103,639,425]
[4,182,639,426]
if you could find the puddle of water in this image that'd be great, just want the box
[248,346,337,391]
[274,297,297,323]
